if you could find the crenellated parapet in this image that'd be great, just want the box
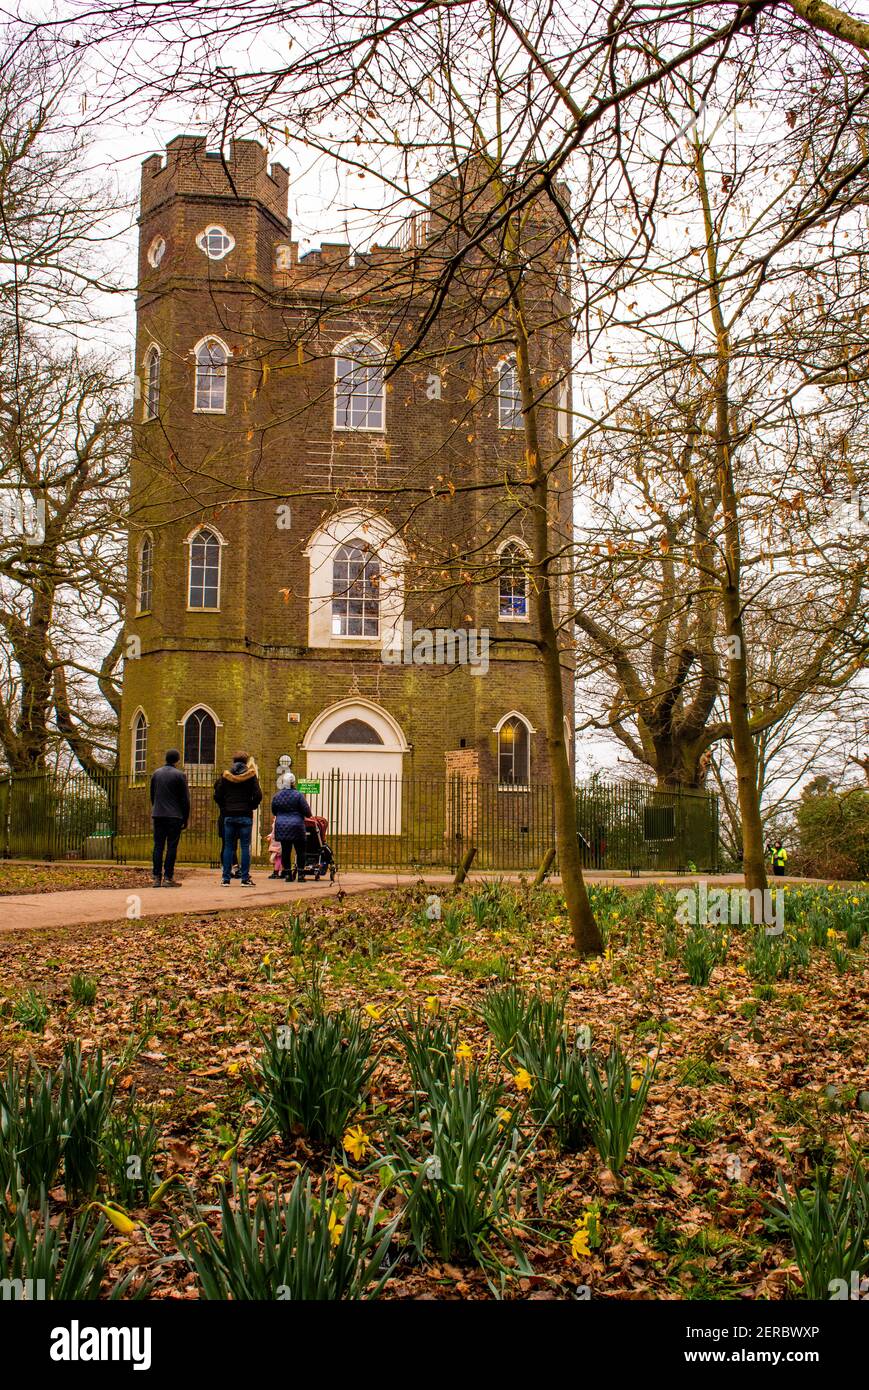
[140,135,290,226]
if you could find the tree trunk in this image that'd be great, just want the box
[695,136,768,906]
[721,592,768,898]
[505,234,602,955]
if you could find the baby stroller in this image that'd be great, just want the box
[289,815,337,883]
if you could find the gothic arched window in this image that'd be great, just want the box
[498,540,530,620]
[331,542,381,637]
[143,346,160,420]
[497,713,531,787]
[138,534,153,613]
[132,711,148,777]
[187,527,222,609]
[194,338,228,413]
[497,356,522,430]
[334,338,385,431]
[183,707,217,766]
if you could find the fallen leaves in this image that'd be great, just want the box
[0,883,865,1301]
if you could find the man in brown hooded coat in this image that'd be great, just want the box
[214,753,263,885]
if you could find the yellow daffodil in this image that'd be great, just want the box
[89,1202,137,1236]
[827,928,838,940]
[571,1228,591,1260]
[333,1165,353,1195]
[363,1004,384,1021]
[571,1214,592,1260]
[497,1107,512,1130]
[343,1125,371,1162]
[455,1040,473,1063]
[328,1209,345,1247]
[263,953,271,966]
[424,996,439,1014]
[514,1067,533,1092]
[851,898,859,906]
[148,1174,185,1209]
[630,1074,642,1094]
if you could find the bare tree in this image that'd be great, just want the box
[563,50,868,900]
[0,29,130,778]
[0,332,127,777]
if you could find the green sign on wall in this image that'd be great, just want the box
[297,780,321,795]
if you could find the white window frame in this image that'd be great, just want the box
[331,541,382,640]
[497,538,531,622]
[137,533,154,614]
[143,345,161,421]
[147,235,166,268]
[497,355,522,431]
[333,335,386,433]
[196,225,235,261]
[494,710,535,790]
[185,525,225,611]
[193,336,230,414]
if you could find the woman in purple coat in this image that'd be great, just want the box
[271,774,312,882]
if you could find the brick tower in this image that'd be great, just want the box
[120,137,574,851]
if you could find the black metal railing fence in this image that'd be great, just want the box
[0,770,719,873]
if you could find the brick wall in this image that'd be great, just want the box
[121,139,575,799]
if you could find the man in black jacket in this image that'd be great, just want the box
[150,750,190,887]
[214,753,263,885]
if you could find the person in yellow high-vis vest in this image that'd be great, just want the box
[770,842,788,877]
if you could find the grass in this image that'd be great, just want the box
[0,863,162,896]
[0,878,865,1300]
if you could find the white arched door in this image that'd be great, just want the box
[302,699,409,835]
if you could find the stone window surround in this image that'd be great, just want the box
[496,536,532,623]
[493,709,535,790]
[304,507,407,651]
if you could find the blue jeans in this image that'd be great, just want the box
[222,816,253,880]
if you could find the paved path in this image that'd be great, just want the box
[0,869,389,933]
[0,867,815,935]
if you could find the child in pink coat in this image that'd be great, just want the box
[266,817,283,878]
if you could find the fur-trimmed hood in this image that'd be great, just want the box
[221,765,258,783]
[214,762,263,815]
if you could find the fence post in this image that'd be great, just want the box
[453,845,477,885]
[0,777,9,858]
[534,847,556,886]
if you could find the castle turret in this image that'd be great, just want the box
[120,139,574,861]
